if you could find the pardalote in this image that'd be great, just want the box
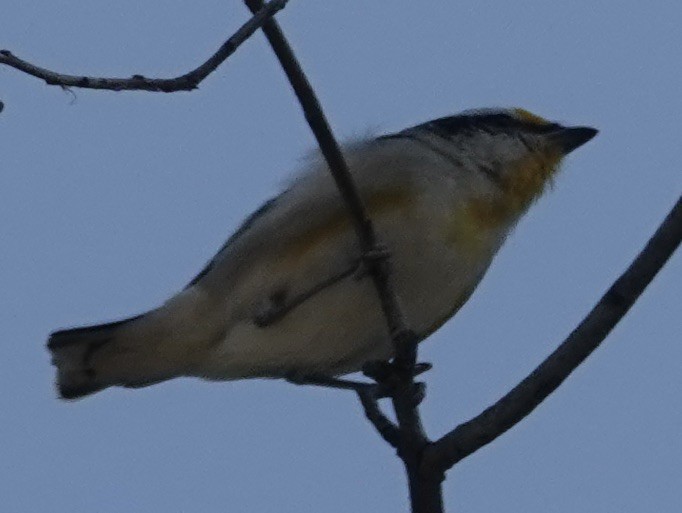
[48,108,597,399]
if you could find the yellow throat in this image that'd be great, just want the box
[450,146,564,252]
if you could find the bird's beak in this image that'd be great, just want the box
[549,126,598,155]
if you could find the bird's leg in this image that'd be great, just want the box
[253,259,364,327]
[253,245,392,327]
[285,371,388,396]
[285,372,400,446]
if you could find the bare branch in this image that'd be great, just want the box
[425,194,682,474]
[0,0,289,92]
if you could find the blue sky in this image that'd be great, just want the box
[1,1,680,511]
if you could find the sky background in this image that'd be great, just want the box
[1,1,680,512]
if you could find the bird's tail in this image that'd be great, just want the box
[47,313,172,399]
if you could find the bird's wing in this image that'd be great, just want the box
[194,182,417,304]
[185,140,425,300]
[184,196,280,289]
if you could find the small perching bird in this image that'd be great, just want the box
[48,108,597,399]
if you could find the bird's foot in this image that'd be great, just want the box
[361,360,431,405]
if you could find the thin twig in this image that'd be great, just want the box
[358,390,401,448]
[0,0,289,92]
[424,194,682,474]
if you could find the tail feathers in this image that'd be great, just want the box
[48,315,144,399]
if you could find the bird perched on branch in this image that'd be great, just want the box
[48,108,597,399]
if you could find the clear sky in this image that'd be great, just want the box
[1,1,680,512]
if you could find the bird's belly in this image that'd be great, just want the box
[195,219,496,381]
[390,228,493,337]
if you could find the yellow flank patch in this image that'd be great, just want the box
[513,108,550,126]
[446,200,509,256]
[281,188,415,262]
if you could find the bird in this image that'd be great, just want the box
[48,107,598,399]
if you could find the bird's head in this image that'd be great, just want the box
[414,107,598,211]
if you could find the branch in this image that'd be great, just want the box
[241,0,417,367]
[425,194,682,474]
[0,0,289,92]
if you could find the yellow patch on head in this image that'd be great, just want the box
[513,108,550,126]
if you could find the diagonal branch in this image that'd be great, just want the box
[241,0,417,368]
[0,0,289,92]
[424,194,682,474]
